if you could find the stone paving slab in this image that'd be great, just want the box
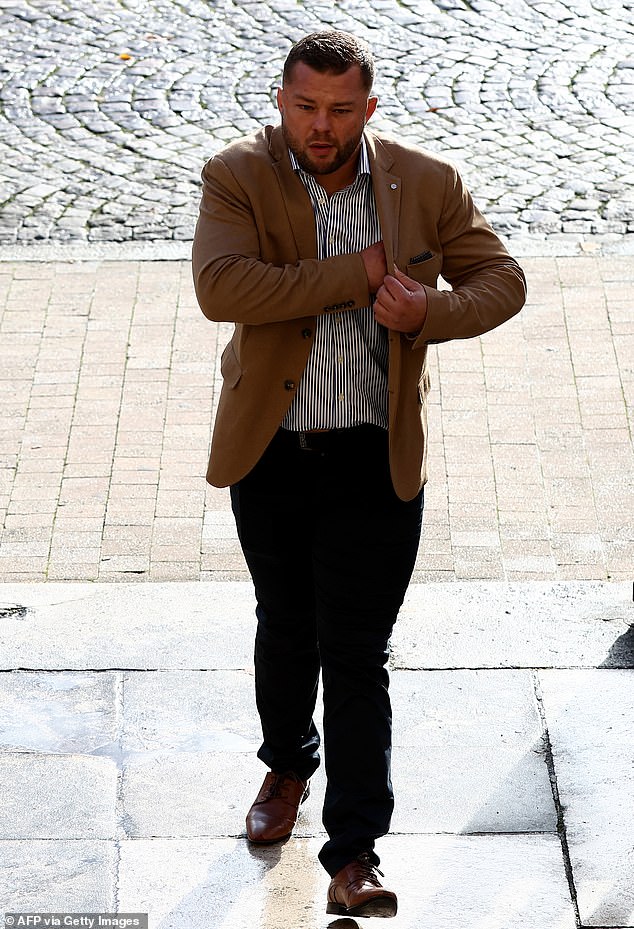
[390,671,555,834]
[0,582,255,670]
[0,840,116,910]
[394,581,634,669]
[0,670,119,752]
[540,670,634,928]
[0,753,118,839]
[121,669,259,753]
[118,834,577,929]
[121,752,266,841]
[1,835,577,927]
[115,670,555,839]
[1,581,631,671]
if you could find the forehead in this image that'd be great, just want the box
[283,61,368,99]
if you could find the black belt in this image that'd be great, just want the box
[301,430,340,451]
[280,425,380,452]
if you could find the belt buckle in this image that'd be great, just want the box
[298,431,310,451]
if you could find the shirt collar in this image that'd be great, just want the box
[289,135,370,178]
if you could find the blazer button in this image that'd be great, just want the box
[284,379,296,390]
[301,328,312,339]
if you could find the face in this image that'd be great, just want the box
[277,61,377,189]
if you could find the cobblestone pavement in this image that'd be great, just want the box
[1,255,632,583]
[1,0,634,249]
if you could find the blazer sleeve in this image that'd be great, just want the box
[412,162,527,347]
[192,155,371,325]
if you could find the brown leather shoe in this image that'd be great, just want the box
[326,853,398,918]
[246,771,310,844]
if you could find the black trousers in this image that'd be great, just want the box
[230,425,423,876]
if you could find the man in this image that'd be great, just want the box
[193,30,526,918]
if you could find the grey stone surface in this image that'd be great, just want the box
[0,1,633,252]
[1,581,632,672]
[2,582,633,923]
[0,753,118,839]
[118,669,326,839]
[117,669,555,838]
[394,581,634,669]
[122,759,323,843]
[0,840,116,910]
[121,752,265,839]
[391,670,556,833]
[0,582,256,670]
[115,834,577,929]
[0,670,119,753]
[539,669,634,927]
[121,670,259,753]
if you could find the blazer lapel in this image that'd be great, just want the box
[365,132,403,424]
[366,133,401,272]
[269,126,318,260]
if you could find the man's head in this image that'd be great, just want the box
[277,31,377,190]
[282,31,375,92]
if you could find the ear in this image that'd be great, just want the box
[276,86,284,115]
[365,95,378,123]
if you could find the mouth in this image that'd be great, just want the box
[309,142,335,155]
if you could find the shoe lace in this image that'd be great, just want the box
[356,852,385,884]
[263,772,297,801]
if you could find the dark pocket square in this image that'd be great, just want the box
[409,250,434,264]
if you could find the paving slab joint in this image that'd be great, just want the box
[113,671,126,908]
[113,673,128,803]
[113,840,123,912]
[532,671,582,928]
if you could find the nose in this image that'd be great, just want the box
[311,108,331,133]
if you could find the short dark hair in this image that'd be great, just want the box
[283,31,375,91]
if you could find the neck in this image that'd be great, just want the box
[316,150,361,196]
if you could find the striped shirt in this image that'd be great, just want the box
[282,139,388,431]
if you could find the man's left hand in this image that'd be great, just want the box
[373,267,428,334]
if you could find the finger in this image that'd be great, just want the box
[375,282,399,307]
[381,274,410,300]
[373,288,386,311]
[373,291,391,313]
[393,266,419,291]
[373,296,389,318]
[373,304,388,327]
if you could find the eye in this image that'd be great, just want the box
[333,108,352,115]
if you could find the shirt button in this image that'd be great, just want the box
[284,379,296,391]
[301,328,312,339]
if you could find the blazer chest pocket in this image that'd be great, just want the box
[406,250,442,287]
[220,342,242,389]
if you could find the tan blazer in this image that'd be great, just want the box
[192,125,526,501]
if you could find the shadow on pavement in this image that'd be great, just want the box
[599,624,634,668]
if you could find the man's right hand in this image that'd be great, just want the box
[361,241,388,294]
